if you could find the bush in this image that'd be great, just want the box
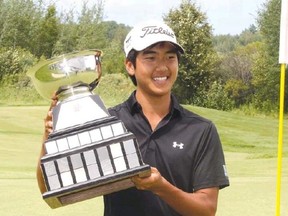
[199,81,234,111]
[94,73,135,107]
[0,47,37,84]
[0,82,46,106]
[0,48,45,105]
[225,79,253,107]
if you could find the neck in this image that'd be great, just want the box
[135,91,171,130]
[136,90,171,111]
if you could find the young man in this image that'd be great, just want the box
[39,20,229,216]
[103,20,229,216]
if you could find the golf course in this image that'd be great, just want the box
[0,0,286,214]
[0,103,287,216]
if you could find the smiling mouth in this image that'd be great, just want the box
[153,76,168,81]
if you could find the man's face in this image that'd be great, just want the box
[126,42,179,98]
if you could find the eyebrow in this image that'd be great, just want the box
[142,50,156,55]
[142,49,178,55]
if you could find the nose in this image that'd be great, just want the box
[155,58,168,72]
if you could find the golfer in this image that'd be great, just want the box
[103,20,229,216]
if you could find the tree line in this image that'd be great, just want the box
[0,0,286,114]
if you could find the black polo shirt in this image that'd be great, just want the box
[104,92,229,216]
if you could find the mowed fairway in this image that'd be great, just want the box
[0,105,287,216]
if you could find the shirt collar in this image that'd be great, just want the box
[126,91,182,117]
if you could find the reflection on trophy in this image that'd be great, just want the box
[27,50,151,208]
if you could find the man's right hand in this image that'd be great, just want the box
[38,94,58,194]
[44,94,58,137]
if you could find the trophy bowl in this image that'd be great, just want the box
[27,49,102,101]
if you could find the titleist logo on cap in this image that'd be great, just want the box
[140,25,175,38]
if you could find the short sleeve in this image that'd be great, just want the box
[192,123,229,191]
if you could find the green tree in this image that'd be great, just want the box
[238,24,262,46]
[53,10,78,55]
[213,34,240,53]
[0,0,42,50]
[101,21,129,75]
[258,0,281,58]
[212,22,263,110]
[164,0,219,105]
[220,42,262,107]
[76,0,105,50]
[251,45,278,112]
[253,0,288,113]
[34,5,60,58]
[0,0,42,83]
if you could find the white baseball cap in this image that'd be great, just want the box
[124,20,184,57]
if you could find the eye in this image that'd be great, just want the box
[144,55,156,61]
[167,54,177,60]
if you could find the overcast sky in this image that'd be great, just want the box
[52,0,267,35]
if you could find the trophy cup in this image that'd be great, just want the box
[27,50,151,208]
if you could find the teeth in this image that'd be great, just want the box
[153,77,167,81]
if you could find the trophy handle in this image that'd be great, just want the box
[88,50,102,91]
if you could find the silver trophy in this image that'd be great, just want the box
[27,50,150,208]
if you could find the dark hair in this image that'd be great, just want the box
[126,43,182,86]
[126,49,138,86]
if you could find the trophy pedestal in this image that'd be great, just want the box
[40,94,150,209]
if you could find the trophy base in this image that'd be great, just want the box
[43,165,150,208]
[41,104,151,209]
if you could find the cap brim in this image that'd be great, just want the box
[134,41,184,54]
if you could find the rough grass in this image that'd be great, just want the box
[0,73,135,107]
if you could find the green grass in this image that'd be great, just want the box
[217,152,288,215]
[185,105,288,158]
[0,106,104,216]
[1,105,287,216]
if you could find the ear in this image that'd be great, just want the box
[125,60,135,76]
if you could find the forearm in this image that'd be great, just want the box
[36,94,57,194]
[132,167,219,216]
[153,178,218,216]
[36,131,49,194]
